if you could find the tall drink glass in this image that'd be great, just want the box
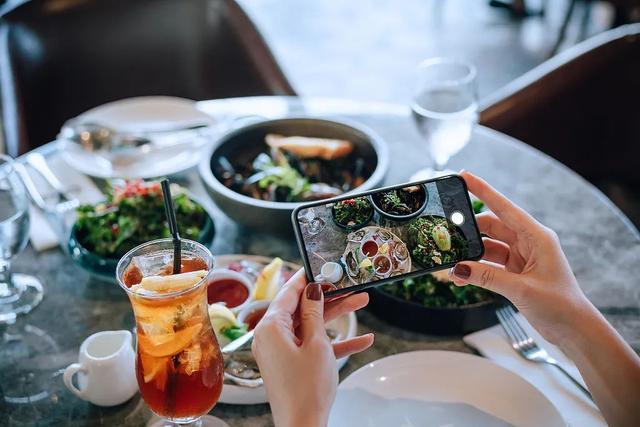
[116,239,223,426]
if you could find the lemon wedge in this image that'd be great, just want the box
[359,258,373,269]
[208,303,239,335]
[254,258,283,300]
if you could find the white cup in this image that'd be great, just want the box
[63,330,138,406]
[314,261,344,283]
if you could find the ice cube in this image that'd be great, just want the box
[132,251,172,277]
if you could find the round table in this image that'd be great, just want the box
[3,97,639,427]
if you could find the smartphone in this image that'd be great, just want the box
[292,174,484,297]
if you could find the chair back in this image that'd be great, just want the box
[0,0,295,155]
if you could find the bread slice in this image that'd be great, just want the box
[265,134,353,160]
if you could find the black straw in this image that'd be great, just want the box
[161,179,181,274]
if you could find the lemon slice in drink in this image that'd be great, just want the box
[138,323,202,358]
[140,352,170,390]
[254,257,283,300]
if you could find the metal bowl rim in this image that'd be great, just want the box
[198,116,390,211]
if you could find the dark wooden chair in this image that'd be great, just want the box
[480,24,640,227]
[0,0,296,156]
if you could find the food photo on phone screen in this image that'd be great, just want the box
[294,176,483,294]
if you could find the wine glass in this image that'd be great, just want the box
[0,154,43,324]
[410,58,478,180]
[298,207,326,235]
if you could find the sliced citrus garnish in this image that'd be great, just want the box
[139,270,207,292]
[140,352,170,391]
[254,258,283,300]
[138,324,202,358]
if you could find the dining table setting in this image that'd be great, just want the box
[1,93,639,427]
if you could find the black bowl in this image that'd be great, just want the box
[367,286,505,335]
[330,199,374,231]
[369,184,428,222]
[68,202,215,281]
[199,117,389,235]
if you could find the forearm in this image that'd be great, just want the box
[560,303,640,427]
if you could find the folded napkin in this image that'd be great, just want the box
[464,314,605,427]
[27,153,103,252]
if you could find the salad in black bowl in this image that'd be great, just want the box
[331,196,374,230]
[69,180,215,279]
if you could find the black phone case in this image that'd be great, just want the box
[291,174,485,297]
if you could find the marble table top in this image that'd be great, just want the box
[2,96,638,426]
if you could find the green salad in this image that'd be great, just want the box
[382,273,492,308]
[75,180,206,258]
[332,197,372,228]
[407,216,468,267]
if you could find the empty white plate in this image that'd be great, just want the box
[68,96,216,134]
[329,350,565,427]
[59,97,219,179]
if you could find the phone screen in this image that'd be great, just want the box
[292,175,484,296]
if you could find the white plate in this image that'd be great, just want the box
[214,255,358,405]
[68,96,216,134]
[59,97,219,179]
[329,350,566,427]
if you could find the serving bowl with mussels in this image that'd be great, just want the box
[199,117,389,234]
[370,184,428,222]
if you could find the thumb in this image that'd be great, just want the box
[300,282,327,342]
[449,262,522,300]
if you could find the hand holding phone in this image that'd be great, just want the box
[292,175,484,297]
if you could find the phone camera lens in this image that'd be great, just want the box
[451,211,464,225]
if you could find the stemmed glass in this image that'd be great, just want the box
[298,207,326,235]
[410,58,478,180]
[0,154,43,324]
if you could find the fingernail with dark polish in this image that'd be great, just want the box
[306,282,322,301]
[453,264,471,279]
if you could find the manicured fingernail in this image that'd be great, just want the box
[453,264,471,279]
[306,282,322,301]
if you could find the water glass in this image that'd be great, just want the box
[0,154,43,324]
[411,58,478,178]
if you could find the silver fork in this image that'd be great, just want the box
[496,305,593,401]
[26,152,79,213]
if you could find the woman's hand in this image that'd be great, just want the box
[449,171,593,345]
[252,270,374,427]
[451,171,640,427]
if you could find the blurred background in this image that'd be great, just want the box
[1,0,639,226]
[237,0,619,101]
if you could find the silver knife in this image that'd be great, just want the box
[221,330,255,354]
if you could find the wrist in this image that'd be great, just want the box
[273,403,328,427]
[555,296,603,358]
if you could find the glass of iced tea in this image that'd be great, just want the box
[116,238,223,426]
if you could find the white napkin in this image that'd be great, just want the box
[463,313,606,427]
[26,153,103,251]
